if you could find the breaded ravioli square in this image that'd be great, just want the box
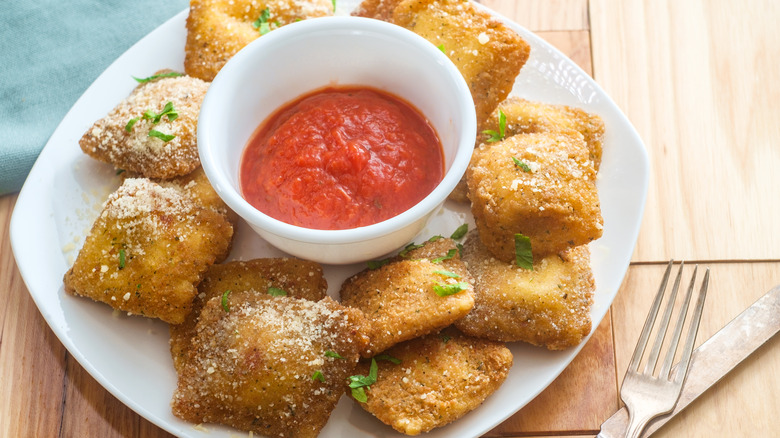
[340,238,474,356]
[79,74,209,179]
[354,0,530,128]
[455,231,595,349]
[171,294,370,438]
[63,178,233,324]
[185,0,333,81]
[468,132,603,260]
[483,97,605,171]
[170,258,328,372]
[349,328,512,435]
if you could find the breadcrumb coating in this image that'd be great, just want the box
[63,177,233,324]
[483,97,605,171]
[341,238,474,356]
[79,74,209,179]
[171,294,370,438]
[185,0,334,81]
[169,258,328,372]
[455,231,594,349]
[350,328,512,435]
[468,131,603,260]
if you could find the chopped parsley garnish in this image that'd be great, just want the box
[437,44,446,54]
[482,109,507,142]
[115,169,125,175]
[221,290,232,312]
[126,102,177,135]
[367,258,392,270]
[118,249,126,269]
[325,350,344,359]
[439,333,451,343]
[375,353,401,364]
[348,358,378,403]
[132,71,183,83]
[450,223,468,240]
[399,242,424,257]
[433,269,460,278]
[148,130,175,142]
[512,157,532,172]
[514,233,533,270]
[428,235,443,242]
[312,370,325,382]
[125,117,140,132]
[433,282,469,297]
[253,8,272,35]
[331,0,337,11]
[267,287,287,296]
[144,101,178,124]
[431,248,457,264]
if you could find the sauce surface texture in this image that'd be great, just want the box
[240,87,444,229]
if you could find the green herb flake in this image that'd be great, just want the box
[312,370,325,382]
[512,157,532,172]
[143,101,178,124]
[115,169,125,175]
[221,290,232,312]
[427,235,444,242]
[482,109,507,143]
[125,117,139,132]
[439,333,451,343]
[375,353,401,364]
[267,287,287,297]
[148,130,176,142]
[450,223,468,240]
[437,44,446,54]
[118,249,126,269]
[132,71,183,83]
[351,387,368,403]
[325,350,344,359]
[367,258,391,270]
[331,0,336,11]
[431,248,457,264]
[399,242,424,257]
[514,233,534,270]
[433,282,469,297]
[348,358,378,403]
[433,269,460,278]
[253,8,272,35]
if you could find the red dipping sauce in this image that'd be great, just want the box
[240,86,444,230]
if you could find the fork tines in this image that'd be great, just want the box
[629,260,710,383]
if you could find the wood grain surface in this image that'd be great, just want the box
[2,1,779,437]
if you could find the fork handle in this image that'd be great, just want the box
[625,411,655,438]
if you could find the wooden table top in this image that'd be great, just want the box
[2,1,779,437]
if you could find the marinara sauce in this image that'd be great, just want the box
[240,86,444,230]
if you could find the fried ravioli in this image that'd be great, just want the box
[79,74,209,179]
[354,0,530,128]
[350,328,512,435]
[340,238,474,356]
[185,0,334,82]
[455,231,594,349]
[63,178,233,324]
[171,294,370,438]
[468,132,603,260]
[483,97,605,171]
[170,258,328,372]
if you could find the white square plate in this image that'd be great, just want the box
[10,3,648,437]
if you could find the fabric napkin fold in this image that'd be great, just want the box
[0,0,187,196]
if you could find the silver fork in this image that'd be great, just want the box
[620,260,710,438]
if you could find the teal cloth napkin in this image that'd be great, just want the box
[0,0,188,196]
